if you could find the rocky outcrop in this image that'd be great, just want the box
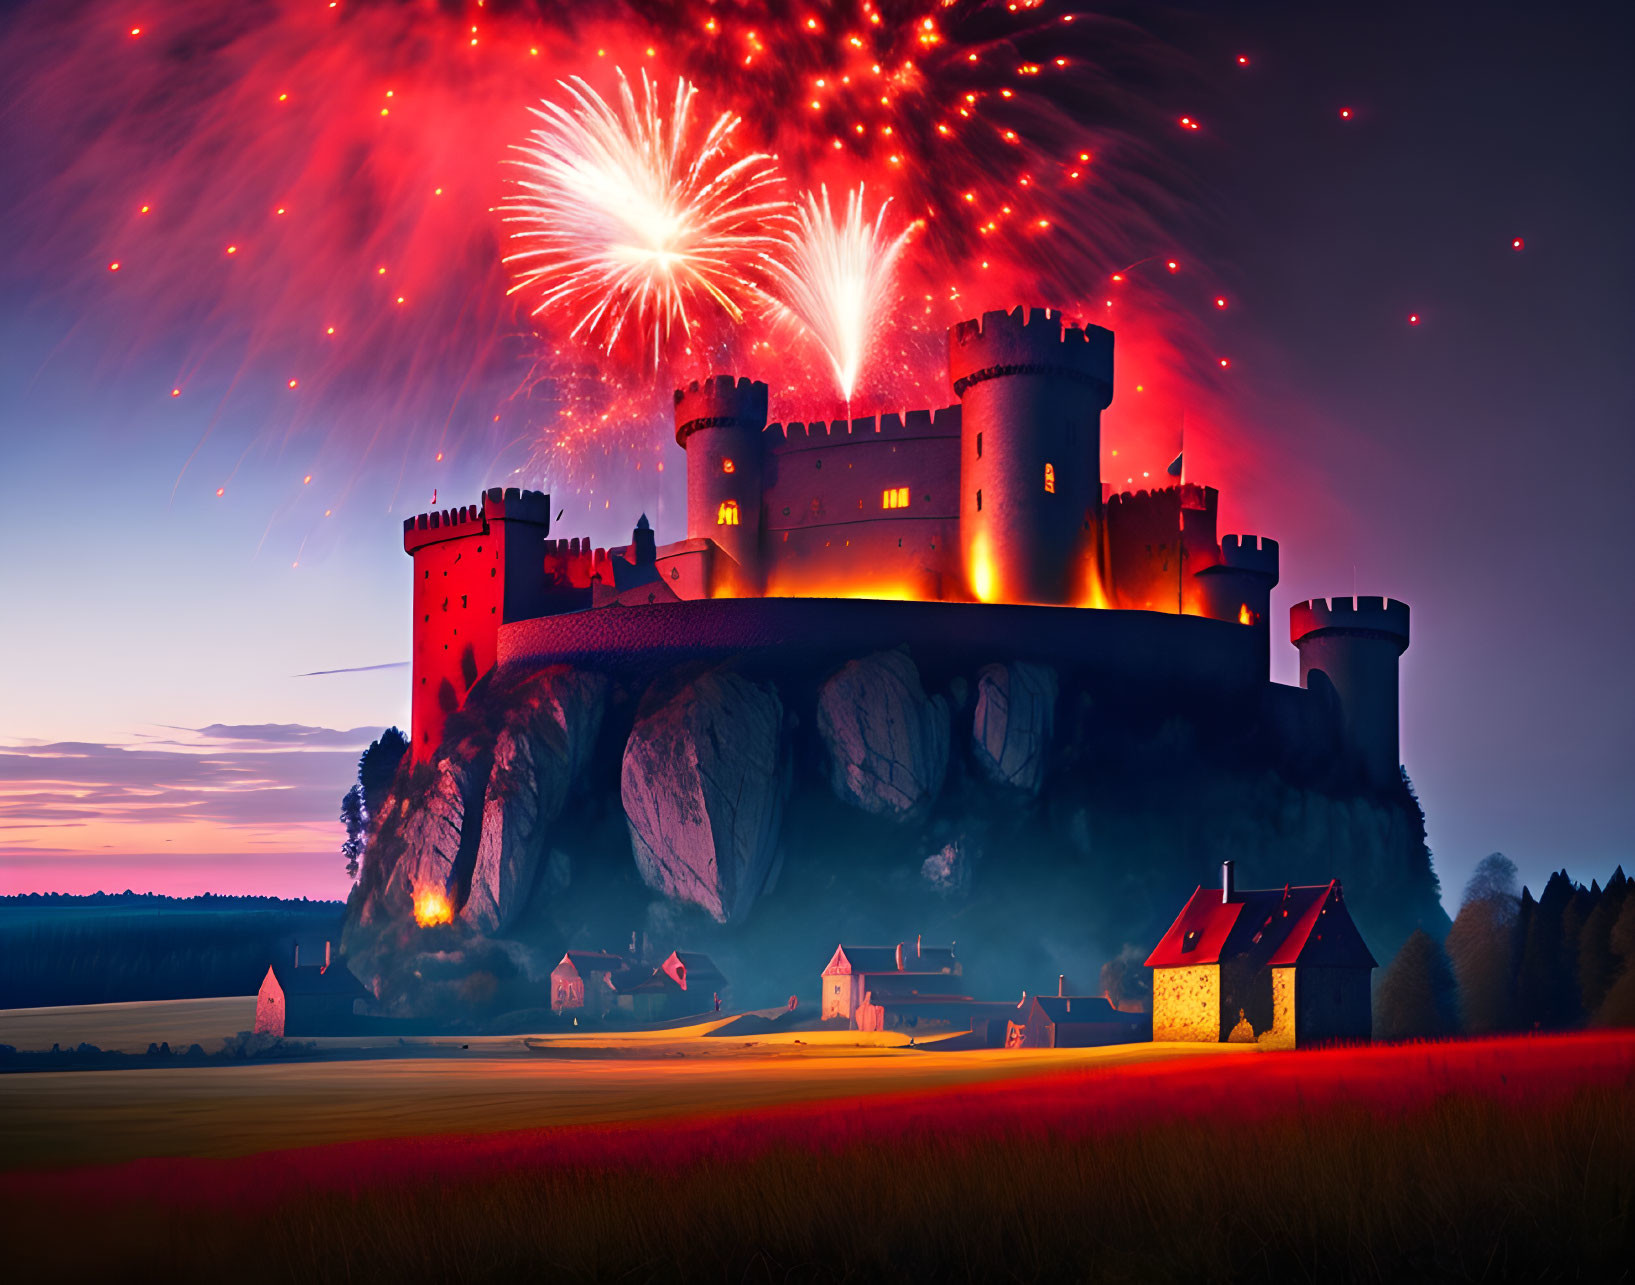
[817,649,949,823]
[380,753,477,918]
[461,668,607,934]
[971,662,1059,795]
[621,671,785,924]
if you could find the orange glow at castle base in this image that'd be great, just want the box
[413,886,453,927]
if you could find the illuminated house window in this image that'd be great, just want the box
[717,500,740,526]
[1044,462,1056,493]
[882,486,910,510]
[722,458,736,474]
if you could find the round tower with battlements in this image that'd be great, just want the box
[1196,535,1280,676]
[1290,595,1411,787]
[675,375,769,591]
[948,307,1113,605]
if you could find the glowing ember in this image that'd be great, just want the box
[413,886,453,927]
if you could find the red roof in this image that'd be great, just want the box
[1144,879,1376,971]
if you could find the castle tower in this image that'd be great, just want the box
[675,375,769,592]
[404,487,552,763]
[948,307,1113,604]
[1290,596,1411,787]
[1196,535,1280,676]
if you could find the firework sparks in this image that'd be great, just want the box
[502,69,790,365]
[767,184,919,401]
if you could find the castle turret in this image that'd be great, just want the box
[1290,596,1410,786]
[1196,535,1280,675]
[675,375,769,592]
[404,487,552,762]
[948,307,1113,604]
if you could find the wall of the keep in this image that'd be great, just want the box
[1153,965,1220,1041]
[409,525,508,760]
[1104,486,1221,614]
[757,412,962,598]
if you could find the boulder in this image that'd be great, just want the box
[381,752,477,916]
[621,671,785,924]
[461,668,608,934]
[971,662,1059,795]
[817,650,949,823]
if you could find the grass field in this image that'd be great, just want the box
[0,1026,1630,1282]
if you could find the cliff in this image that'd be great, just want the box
[343,648,1446,1020]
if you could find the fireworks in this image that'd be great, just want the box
[502,70,789,365]
[766,184,919,401]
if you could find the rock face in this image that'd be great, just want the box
[816,649,950,823]
[971,662,1059,795]
[380,753,477,918]
[621,670,785,924]
[461,668,607,934]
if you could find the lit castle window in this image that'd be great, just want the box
[882,486,910,510]
[721,458,736,474]
[1044,462,1056,494]
[717,500,740,526]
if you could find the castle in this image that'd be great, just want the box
[405,305,1409,787]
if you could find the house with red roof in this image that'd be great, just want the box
[1144,861,1376,1048]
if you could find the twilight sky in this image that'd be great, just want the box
[1,0,1630,906]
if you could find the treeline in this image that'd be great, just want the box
[0,897,344,1008]
[1376,854,1634,1039]
[2,891,341,909]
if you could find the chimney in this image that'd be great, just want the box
[916,933,923,961]
[292,941,299,969]
[1058,974,1065,997]
[895,942,905,971]
[1222,860,1236,904]
[323,940,332,972]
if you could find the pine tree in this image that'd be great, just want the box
[1445,853,1520,1033]
[1593,894,1635,1028]
[1516,872,1577,1030]
[1375,928,1460,1040]
[340,784,365,881]
[1579,867,1628,1014]
[358,727,409,825]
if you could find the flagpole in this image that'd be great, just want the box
[1177,412,1186,616]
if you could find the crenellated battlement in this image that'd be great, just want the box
[767,404,961,450]
[948,305,1113,399]
[403,487,549,553]
[1104,483,1218,514]
[673,374,770,446]
[542,536,629,589]
[1217,534,1280,579]
[1290,596,1410,649]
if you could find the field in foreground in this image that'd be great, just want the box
[2,1032,1631,1283]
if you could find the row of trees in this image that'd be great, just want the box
[341,727,409,880]
[1376,853,1635,1039]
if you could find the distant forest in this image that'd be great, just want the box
[0,893,345,1008]
[1375,856,1635,1038]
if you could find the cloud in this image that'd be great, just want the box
[295,661,409,677]
[189,723,382,748]
[0,729,374,847]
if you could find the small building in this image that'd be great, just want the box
[550,950,629,1015]
[1145,861,1376,1048]
[821,937,960,1022]
[254,939,368,1037]
[1008,981,1149,1049]
[613,950,728,1021]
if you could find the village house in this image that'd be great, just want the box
[1006,977,1150,1048]
[253,938,368,1038]
[1145,861,1376,1048]
[613,950,728,1021]
[550,950,628,1016]
[820,936,960,1023]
